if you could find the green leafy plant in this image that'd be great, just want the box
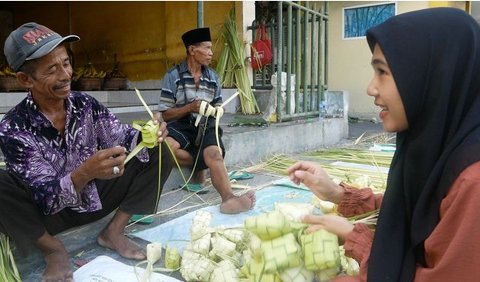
[216,9,260,114]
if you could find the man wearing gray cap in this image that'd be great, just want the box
[159,27,255,214]
[0,22,172,281]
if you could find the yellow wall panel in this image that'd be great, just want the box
[1,1,235,82]
[2,2,70,38]
[164,1,235,69]
[69,2,167,81]
[429,1,467,10]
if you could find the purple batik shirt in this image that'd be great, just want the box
[0,91,148,215]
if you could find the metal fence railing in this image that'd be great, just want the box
[249,1,329,122]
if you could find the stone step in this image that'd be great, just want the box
[0,89,349,167]
[0,88,247,119]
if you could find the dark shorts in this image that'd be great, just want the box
[0,145,173,253]
[167,115,225,171]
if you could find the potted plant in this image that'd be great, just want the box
[72,61,106,91]
[103,53,128,90]
[0,65,25,92]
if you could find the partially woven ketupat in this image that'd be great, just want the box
[311,196,337,214]
[300,229,341,271]
[125,122,158,163]
[140,242,163,282]
[339,246,360,276]
[261,233,303,274]
[275,202,315,222]
[244,210,292,240]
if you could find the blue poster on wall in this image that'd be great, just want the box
[344,2,396,39]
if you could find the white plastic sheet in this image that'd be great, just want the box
[73,255,181,282]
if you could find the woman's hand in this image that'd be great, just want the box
[302,214,354,242]
[287,161,344,204]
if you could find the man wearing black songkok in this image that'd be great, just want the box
[158,27,255,214]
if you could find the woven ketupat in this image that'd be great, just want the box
[300,229,341,271]
[191,210,213,240]
[180,249,216,281]
[164,246,180,269]
[190,233,211,256]
[279,264,315,282]
[221,228,247,245]
[244,210,292,240]
[210,260,238,282]
[261,233,302,274]
[209,234,237,260]
[241,258,281,282]
[247,233,263,262]
[317,267,340,282]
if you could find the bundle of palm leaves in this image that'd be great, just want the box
[0,234,21,282]
[257,147,394,191]
[216,9,260,114]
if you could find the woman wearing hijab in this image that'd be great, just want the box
[287,7,480,281]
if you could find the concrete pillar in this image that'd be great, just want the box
[241,1,256,85]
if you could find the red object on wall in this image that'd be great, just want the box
[251,24,273,70]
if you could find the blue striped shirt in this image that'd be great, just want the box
[159,60,222,112]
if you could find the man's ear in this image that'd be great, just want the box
[188,45,196,56]
[16,72,34,89]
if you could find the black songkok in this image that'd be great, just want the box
[182,27,211,48]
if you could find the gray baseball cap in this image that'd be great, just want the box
[4,22,80,71]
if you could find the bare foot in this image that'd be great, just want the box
[41,249,73,282]
[97,230,146,260]
[220,190,256,214]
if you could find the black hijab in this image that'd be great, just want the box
[366,8,480,281]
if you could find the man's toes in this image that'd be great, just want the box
[132,250,146,260]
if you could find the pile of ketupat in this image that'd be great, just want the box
[172,201,360,282]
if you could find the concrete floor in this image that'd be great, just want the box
[12,118,387,282]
